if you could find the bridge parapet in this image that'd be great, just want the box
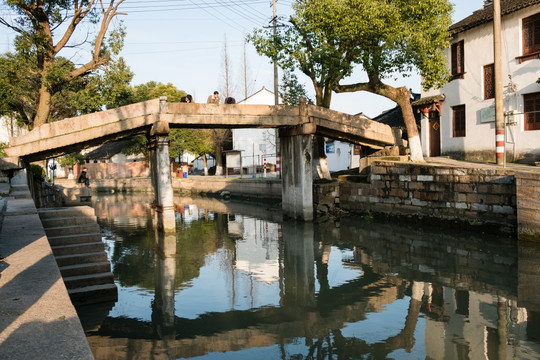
[6,97,396,162]
[7,99,162,162]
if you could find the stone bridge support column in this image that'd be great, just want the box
[279,123,316,221]
[148,119,176,232]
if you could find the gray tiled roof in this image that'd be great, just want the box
[450,0,540,34]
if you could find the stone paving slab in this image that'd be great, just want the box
[0,196,93,360]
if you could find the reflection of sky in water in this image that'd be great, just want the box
[183,345,283,360]
[108,243,363,321]
[342,298,417,341]
[316,247,362,292]
[109,285,154,321]
[175,249,281,320]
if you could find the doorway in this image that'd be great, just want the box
[429,111,441,157]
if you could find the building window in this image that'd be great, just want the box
[451,40,464,79]
[524,92,540,131]
[452,105,466,137]
[523,13,540,56]
[484,64,495,99]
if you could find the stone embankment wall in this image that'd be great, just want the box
[516,171,540,240]
[338,161,517,233]
[55,176,282,202]
[33,180,64,208]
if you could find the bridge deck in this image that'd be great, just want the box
[6,98,396,162]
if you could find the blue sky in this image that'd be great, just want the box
[1,0,486,117]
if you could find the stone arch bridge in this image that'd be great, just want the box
[6,97,397,221]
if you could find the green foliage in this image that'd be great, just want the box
[248,0,453,106]
[58,153,85,167]
[0,52,39,125]
[30,164,45,181]
[132,82,186,103]
[126,82,193,158]
[122,136,148,157]
[0,0,126,127]
[0,143,7,158]
[280,70,312,105]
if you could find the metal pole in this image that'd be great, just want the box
[272,0,281,178]
[493,0,504,165]
[273,0,279,106]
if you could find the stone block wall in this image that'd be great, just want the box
[340,161,517,232]
[33,180,64,208]
[516,171,540,241]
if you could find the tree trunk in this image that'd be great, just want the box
[312,84,332,180]
[394,88,424,162]
[334,81,424,163]
[203,154,208,176]
[312,135,331,180]
[215,146,223,176]
[33,84,52,128]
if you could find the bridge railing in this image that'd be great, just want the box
[6,98,396,162]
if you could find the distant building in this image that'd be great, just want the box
[234,87,281,175]
[420,0,540,164]
[235,87,362,174]
[0,116,27,144]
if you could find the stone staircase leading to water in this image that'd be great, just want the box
[38,206,118,306]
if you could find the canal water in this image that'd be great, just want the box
[77,193,540,360]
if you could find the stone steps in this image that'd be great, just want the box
[68,284,119,306]
[47,232,103,246]
[51,242,105,257]
[59,261,111,278]
[38,206,117,306]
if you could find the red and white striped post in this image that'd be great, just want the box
[496,128,505,164]
[276,155,280,178]
[263,157,267,178]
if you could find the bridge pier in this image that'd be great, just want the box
[279,124,316,221]
[148,121,176,232]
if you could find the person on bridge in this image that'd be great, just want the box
[78,168,90,187]
[180,94,193,103]
[225,97,236,104]
[207,91,219,104]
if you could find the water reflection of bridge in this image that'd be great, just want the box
[81,195,540,359]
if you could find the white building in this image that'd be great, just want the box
[0,116,27,144]
[420,0,540,164]
[234,87,358,174]
[234,87,280,175]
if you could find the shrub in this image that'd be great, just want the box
[30,164,45,181]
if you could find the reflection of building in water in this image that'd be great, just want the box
[92,194,151,229]
[175,204,214,225]
[414,283,540,360]
[230,215,281,284]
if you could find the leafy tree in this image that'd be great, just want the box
[124,82,190,158]
[248,0,453,162]
[0,0,127,128]
[75,57,135,113]
[280,70,312,105]
[132,82,184,103]
[0,52,134,125]
[58,152,85,167]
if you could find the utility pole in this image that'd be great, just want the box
[272,0,281,177]
[493,0,504,165]
[272,0,279,106]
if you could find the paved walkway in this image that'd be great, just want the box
[0,183,93,360]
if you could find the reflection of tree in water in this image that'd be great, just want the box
[110,211,236,290]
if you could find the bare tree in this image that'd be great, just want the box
[241,41,256,100]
